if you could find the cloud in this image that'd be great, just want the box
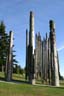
[58,46,64,51]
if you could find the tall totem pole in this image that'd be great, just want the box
[50,20,59,86]
[5,31,13,81]
[25,29,29,80]
[28,11,35,84]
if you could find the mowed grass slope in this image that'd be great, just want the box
[0,72,64,96]
[0,82,64,96]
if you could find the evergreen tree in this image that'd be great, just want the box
[0,21,9,70]
[0,21,18,73]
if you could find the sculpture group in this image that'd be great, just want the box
[5,11,60,87]
[25,11,59,86]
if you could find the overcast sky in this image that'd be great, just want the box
[0,0,64,76]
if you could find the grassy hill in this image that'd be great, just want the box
[0,72,64,96]
[0,82,64,96]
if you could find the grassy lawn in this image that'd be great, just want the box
[12,73,25,81]
[0,72,5,78]
[0,82,64,96]
[0,72,25,80]
[0,72,64,96]
[60,80,64,86]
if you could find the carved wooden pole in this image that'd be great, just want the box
[48,38,51,85]
[45,33,48,84]
[25,29,29,80]
[49,20,59,86]
[28,11,35,84]
[6,31,13,81]
[35,34,38,79]
[42,38,46,83]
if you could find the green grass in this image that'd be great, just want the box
[0,72,5,78]
[0,82,64,96]
[12,73,25,81]
[0,72,25,81]
[0,72,64,96]
[60,80,64,86]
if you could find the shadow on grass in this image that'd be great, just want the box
[0,77,5,81]
[0,76,64,89]
[12,79,30,84]
[0,76,30,85]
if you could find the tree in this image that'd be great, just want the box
[0,21,18,74]
[0,21,9,72]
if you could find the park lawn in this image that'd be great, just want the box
[12,73,25,81]
[0,72,5,78]
[60,80,64,86]
[0,72,25,81]
[0,82,64,96]
[0,72,64,96]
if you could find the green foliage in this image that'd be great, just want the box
[0,21,18,71]
[59,73,64,80]
[13,64,24,75]
[0,21,9,66]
